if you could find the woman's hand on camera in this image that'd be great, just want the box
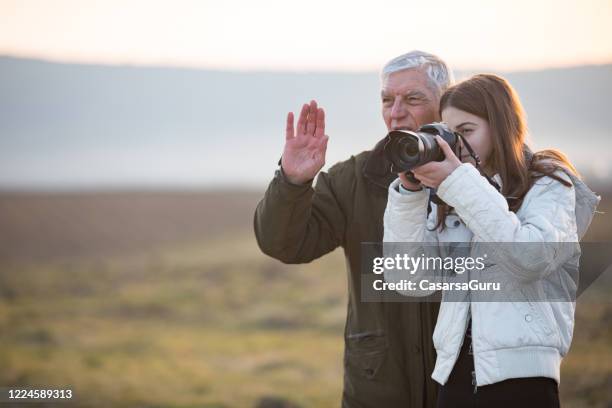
[412,136,462,189]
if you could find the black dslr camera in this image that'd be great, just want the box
[382,122,501,194]
[383,123,460,174]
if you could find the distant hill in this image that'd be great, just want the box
[0,56,610,190]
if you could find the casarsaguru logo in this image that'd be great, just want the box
[372,279,501,292]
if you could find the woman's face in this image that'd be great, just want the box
[441,106,494,173]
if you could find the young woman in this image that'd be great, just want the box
[382,74,600,407]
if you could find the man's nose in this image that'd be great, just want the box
[390,97,405,119]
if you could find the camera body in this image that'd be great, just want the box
[383,123,460,173]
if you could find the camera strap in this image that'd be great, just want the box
[456,133,502,192]
[429,133,504,207]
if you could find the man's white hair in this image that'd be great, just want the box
[381,50,454,96]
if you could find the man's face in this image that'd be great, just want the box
[381,68,440,132]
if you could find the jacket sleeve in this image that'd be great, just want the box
[436,163,579,282]
[383,178,431,242]
[383,177,440,296]
[253,164,347,264]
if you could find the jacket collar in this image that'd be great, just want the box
[362,136,397,189]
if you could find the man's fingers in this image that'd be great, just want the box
[297,103,309,135]
[306,100,318,135]
[315,108,325,138]
[318,134,329,159]
[320,134,329,149]
[286,112,294,140]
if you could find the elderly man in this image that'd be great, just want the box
[254,51,454,407]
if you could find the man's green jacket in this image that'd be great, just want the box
[254,143,440,407]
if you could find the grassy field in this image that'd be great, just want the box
[0,190,610,407]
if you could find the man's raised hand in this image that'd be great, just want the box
[281,100,329,185]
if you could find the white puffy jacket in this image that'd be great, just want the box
[383,163,600,387]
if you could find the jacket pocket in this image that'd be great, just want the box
[344,330,387,380]
[511,286,559,348]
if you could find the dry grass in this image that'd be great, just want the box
[0,191,610,407]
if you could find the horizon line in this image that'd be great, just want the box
[1,52,611,76]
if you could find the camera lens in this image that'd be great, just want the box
[384,131,422,172]
[383,123,458,173]
[402,136,420,157]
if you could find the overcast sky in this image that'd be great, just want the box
[0,0,611,72]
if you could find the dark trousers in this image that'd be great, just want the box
[437,323,560,408]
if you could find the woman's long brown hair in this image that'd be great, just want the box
[435,74,578,231]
